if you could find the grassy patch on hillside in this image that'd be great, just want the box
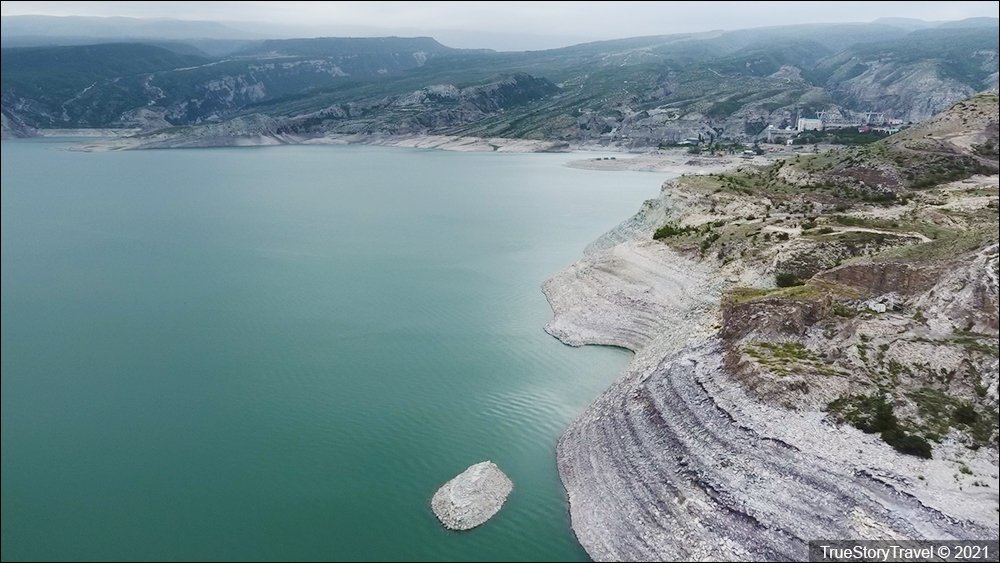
[907,387,997,446]
[827,393,933,458]
[875,227,996,262]
[653,223,698,240]
[724,280,856,306]
[745,340,850,378]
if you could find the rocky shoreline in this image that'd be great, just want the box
[543,168,999,560]
[57,128,573,153]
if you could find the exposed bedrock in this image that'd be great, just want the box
[544,227,995,561]
[431,461,513,531]
[555,339,990,561]
[542,239,720,350]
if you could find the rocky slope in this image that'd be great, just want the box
[1,103,36,138]
[66,73,562,150]
[3,20,997,148]
[815,28,999,122]
[546,94,999,560]
[0,37,463,128]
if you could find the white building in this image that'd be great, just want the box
[796,118,824,132]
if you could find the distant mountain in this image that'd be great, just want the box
[0,37,471,128]
[0,14,598,52]
[813,27,999,121]
[1,44,205,126]
[936,17,1000,29]
[2,19,997,146]
[235,36,465,57]
[871,17,937,30]
[0,15,256,42]
[0,15,264,56]
[871,16,1000,30]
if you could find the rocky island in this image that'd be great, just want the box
[431,461,513,531]
[546,93,999,560]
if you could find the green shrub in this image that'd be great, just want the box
[868,395,897,433]
[829,393,896,433]
[881,428,933,459]
[775,272,803,287]
[828,393,934,458]
[699,232,720,253]
[952,404,979,425]
[831,302,857,318]
[653,223,695,240]
[972,139,998,159]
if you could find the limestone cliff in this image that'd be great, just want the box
[547,93,999,561]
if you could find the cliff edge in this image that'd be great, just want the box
[546,93,999,561]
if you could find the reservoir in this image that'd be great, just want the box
[1,140,661,561]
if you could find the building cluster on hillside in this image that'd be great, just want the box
[795,110,904,132]
[759,110,907,145]
[657,108,910,156]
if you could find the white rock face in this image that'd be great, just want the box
[431,461,513,531]
[546,179,999,561]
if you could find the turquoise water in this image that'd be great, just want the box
[1,140,661,561]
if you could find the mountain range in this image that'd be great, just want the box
[2,16,998,147]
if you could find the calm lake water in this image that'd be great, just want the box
[1,140,663,561]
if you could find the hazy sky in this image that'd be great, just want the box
[3,1,998,50]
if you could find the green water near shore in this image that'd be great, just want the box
[1,140,662,561]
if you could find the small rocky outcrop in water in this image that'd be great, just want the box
[431,461,513,530]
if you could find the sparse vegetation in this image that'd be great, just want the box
[827,393,933,458]
[831,302,857,318]
[792,127,891,146]
[653,223,697,240]
[881,428,934,458]
[745,341,847,378]
[714,91,998,465]
[699,232,720,254]
[951,330,1000,356]
[972,139,998,159]
[775,272,803,287]
[953,404,978,425]
[724,287,774,304]
[907,387,997,448]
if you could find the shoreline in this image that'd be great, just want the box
[565,151,767,174]
[543,167,999,559]
[23,128,806,170]
[50,129,579,153]
[36,127,141,138]
[29,127,787,162]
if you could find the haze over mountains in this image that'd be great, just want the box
[1,14,997,146]
[0,14,592,52]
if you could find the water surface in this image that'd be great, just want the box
[1,140,664,561]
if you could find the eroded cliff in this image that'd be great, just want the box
[546,93,999,561]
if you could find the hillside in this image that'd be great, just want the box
[2,19,997,145]
[0,37,467,129]
[547,92,999,560]
[694,94,998,454]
